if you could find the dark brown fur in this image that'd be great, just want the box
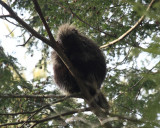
[52,24,109,110]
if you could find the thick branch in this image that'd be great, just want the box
[0,1,78,98]
[32,0,56,43]
[0,1,111,126]
[31,0,112,126]
[100,0,156,49]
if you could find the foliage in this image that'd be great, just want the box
[0,0,160,127]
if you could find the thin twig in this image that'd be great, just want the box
[0,108,90,127]
[17,35,33,47]
[0,0,53,47]
[115,60,160,100]
[0,14,11,18]
[0,93,80,99]
[66,2,116,37]
[19,104,50,128]
[100,0,156,49]
[4,17,22,27]
[0,104,50,116]
[0,94,81,116]
[5,26,16,37]
[109,113,142,123]
[30,123,38,128]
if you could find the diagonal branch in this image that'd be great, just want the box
[0,1,111,126]
[17,35,33,47]
[100,0,156,49]
[66,2,116,37]
[19,104,50,128]
[31,0,112,125]
[31,0,77,78]
[32,0,56,43]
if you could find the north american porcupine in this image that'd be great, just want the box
[52,24,109,110]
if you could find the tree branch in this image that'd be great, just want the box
[0,109,150,127]
[0,108,90,127]
[0,0,53,47]
[0,93,80,99]
[0,14,11,18]
[100,0,156,49]
[30,1,112,126]
[0,1,111,126]
[19,104,50,128]
[109,113,142,123]
[1,15,22,28]
[17,35,33,47]
[66,2,116,37]
[32,0,56,44]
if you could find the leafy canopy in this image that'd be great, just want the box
[0,0,160,127]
